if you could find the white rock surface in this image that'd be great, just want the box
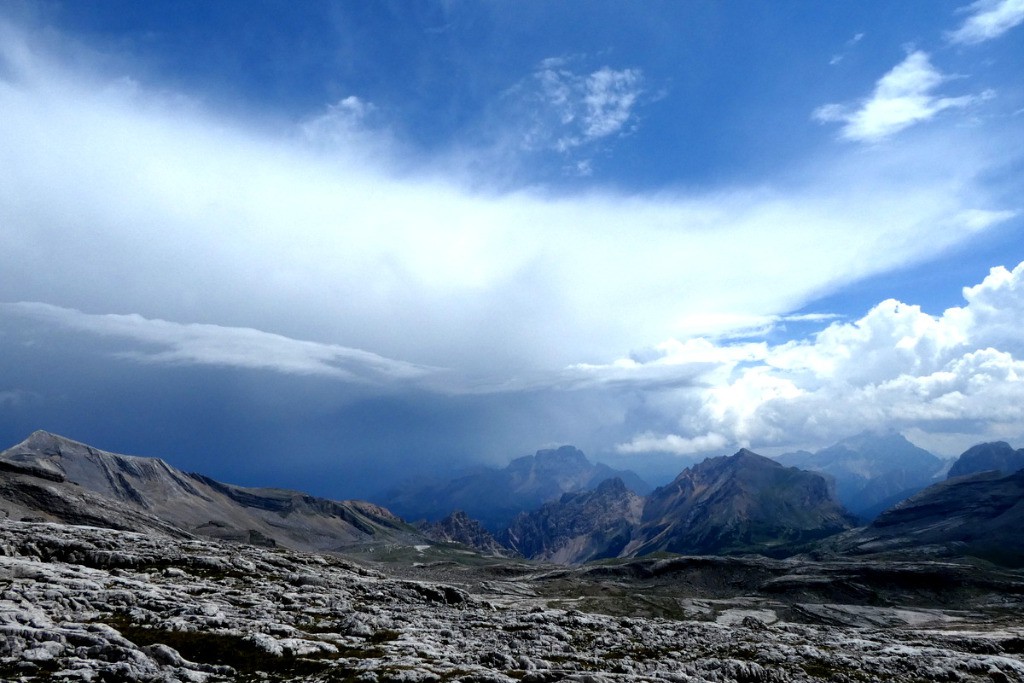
[0,520,1022,682]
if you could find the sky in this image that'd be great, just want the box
[1,0,1023,497]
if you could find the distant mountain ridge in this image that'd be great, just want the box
[501,449,857,563]
[419,510,512,557]
[8,430,1023,568]
[378,445,650,531]
[0,430,423,552]
[947,441,1024,479]
[775,431,944,520]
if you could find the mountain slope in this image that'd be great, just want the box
[775,431,944,520]
[0,431,421,552]
[379,445,649,531]
[829,468,1024,566]
[420,510,511,556]
[947,441,1024,479]
[626,449,856,557]
[502,477,644,564]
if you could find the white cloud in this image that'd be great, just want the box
[581,67,643,139]
[617,431,728,456]
[301,96,379,146]
[2,302,436,384]
[814,51,979,142]
[948,0,1024,44]
[609,262,1024,457]
[0,24,1019,394]
[527,59,644,157]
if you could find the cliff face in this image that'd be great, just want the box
[421,510,512,556]
[502,477,644,564]
[625,449,856,558]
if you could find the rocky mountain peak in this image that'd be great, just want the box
[948,441,1024,479]
[502,476,644,564]
[628,448,855,557]
[420,510,510,556]
[773,432,944,520]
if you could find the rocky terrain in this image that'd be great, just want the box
[775,432,945,521]
[0,431,424,553]
[3,519,1024,683]
[380,446,649,531]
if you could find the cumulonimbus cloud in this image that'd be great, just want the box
[612,261,1024,457]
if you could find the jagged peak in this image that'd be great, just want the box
[727,449,780,467]
[594,476,629,495]
[535,445,589,464]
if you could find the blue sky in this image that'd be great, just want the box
[1,1,1023,495]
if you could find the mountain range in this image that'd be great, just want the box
[0,430,419,552]
[774,431,946,520]
[1,430,1022,568]
[378,444,650,531]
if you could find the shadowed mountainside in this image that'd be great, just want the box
[502,477,644,564]
[419,510,512,557]
[379,445,649,531]
[624,449,857,558]
[825,467,1024,566]
[947,441,1024,479]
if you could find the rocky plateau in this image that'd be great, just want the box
[3,519,1024,683]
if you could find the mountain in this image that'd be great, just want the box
[829,468,1024,567]
[501,477,644,564]
[625,449,856,557]
[775,431,944,520]
[419,510,511,557]
[0,430,421,552]
[947,441,1024,479]
[379,445,650,531]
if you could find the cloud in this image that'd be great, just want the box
[1,302,437,385]
[814,51,979,142]
[300,96,382,148]
[606,262,1024,457]
[524,59,644,164]
[829,32,866,65]
[947,0,1024,44]
[617,431,728,456]
[0,22,1019,394]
